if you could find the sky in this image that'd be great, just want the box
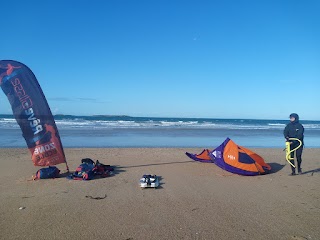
[1,0,319,120]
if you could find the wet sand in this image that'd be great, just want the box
[0,148,319,240]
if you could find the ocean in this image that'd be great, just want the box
[0,114,319,148]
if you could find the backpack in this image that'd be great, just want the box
[70,162,95,180]
[94,160,114,177]
[68,159,114,180]
[34,166,60,180]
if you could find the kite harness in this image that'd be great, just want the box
[285,138,302,168]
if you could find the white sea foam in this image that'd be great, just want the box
[1,117,320,131]
[52,120,320,130]
[2,118,16,122]
[268,123,286,126]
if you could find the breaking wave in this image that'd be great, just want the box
[1,115,319,130]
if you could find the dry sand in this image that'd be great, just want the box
[0,148,319,240]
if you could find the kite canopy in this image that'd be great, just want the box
[185,149,211,162]
[186,138,271,176]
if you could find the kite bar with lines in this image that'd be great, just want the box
[285,138,302,168]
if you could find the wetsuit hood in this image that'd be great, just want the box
[289,113,299,123]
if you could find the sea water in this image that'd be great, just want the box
[0,115,319,148]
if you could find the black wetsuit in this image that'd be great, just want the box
[283,115,304,173]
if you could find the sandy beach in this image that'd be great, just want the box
[0,147,319,240]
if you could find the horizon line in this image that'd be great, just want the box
[0,113,319,121]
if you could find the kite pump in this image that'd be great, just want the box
[285,138,302,168]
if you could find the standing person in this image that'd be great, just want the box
[283,113,304,175]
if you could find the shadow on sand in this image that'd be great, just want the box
[268,162,286,174]
[156,175,164,189]
[301,168,320,176]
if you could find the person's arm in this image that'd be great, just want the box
[284,125,289,140]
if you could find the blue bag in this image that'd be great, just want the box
[69,163,95,180]
[34,166,60,179]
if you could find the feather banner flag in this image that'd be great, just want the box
[0,60,68,169]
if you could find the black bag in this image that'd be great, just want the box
[81,158,95,165]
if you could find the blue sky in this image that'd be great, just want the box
[1,0,319,120]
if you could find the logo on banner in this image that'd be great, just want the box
[0,64,21,85]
